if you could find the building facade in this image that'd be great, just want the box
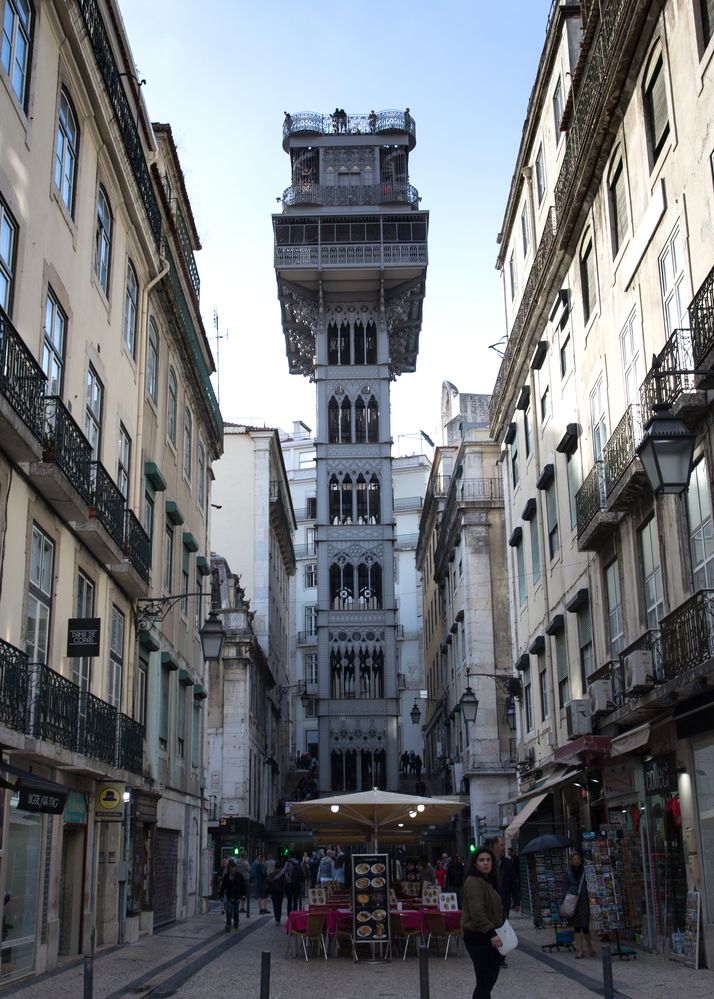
[490,0,714,964]
[0,0,221,980]
[273,108,428,793]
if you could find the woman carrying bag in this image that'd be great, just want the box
[462,847,517,999]
[560,850,595,958]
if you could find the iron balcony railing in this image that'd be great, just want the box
[84,691,118,764]
[282,182,419,210]
[0,307,47,441]
[124,509,151,582]
[0,637,30,732]
[689,264,714,366]
[297,631,318,646]
[294,542,318,558]
[575,460,606,537]
[602,403,644,495]
[394,496,423,512]
[640,327,696,415]
[283,109,416,145]
[661,589,714,680]
[275,242,427,269]
[174,207,201,301]
[75,0,161,244]
[33,664,81,752]
[42,396,93,505]
[90,461,126,549]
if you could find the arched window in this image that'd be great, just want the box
[54,89,79,213]
[368,474,380,523]
[329,474,353,523]
[366,321,377,363]
[341,474,353,523]
[167,366,178,444]
[147,318,159,402]
[643,48,670,168]
[367,396,379,442]
[328,397,340,442]
[355,396,366,442]
[123,260,138,357]
[607,154,629,257]
[94,185,112,295]
[339,322,350,364]
[340,396,351,441]
[327,322,339,365]
[354,320,366,364]
[331,750,344,791]
[356,475,367,523]
[358,558,382,609]
[330,557,355,609]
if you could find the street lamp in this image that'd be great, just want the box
[636,413,697,495]
[410,700,422,725]
[136,594,226,660]
[198,610,226,661]
[459,683,479,725]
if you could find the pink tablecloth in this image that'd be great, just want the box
[285,908,352,938]
[394,909,462,934]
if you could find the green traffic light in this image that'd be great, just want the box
[233,846,240,855]
[468,841,477,853]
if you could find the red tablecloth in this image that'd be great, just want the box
[393,909,462,934]
[285,908,352,938]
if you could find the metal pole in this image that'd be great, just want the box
[418,944,430,999]
[601,945,614,999]
[260,950,271,999]
[83,928,96,999]
[246,877,251,919]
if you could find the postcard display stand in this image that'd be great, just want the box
[584,836,623,933]
[351,854,390,961]
[525,849,569,928]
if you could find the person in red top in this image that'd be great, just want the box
[435,860,447,889]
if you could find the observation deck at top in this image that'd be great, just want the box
[282,109,416,151]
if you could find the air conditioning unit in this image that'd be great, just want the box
[565,698,592,739]
[624,649,654,692]
[589,678,613,716]
[544,730,554,747]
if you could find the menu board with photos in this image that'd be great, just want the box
[683,891,700,969]
[351,854,390,948]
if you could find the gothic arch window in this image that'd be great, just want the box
[367,396,379,442]
[340,396,352,441]
[368,474,381,523]
[328,322,339,365]
[358,557,382,609]
[328,397,339,442]
[339,322,350,364]
[366,321,377,364]
[355,396,366,442]
[345,749,357,790]
[331,750,344,791]
[330,556,355,609]
[354,320,366,364]
[329,473,353,524]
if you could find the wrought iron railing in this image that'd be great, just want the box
[0,637,29,732]
[689,264,714,366]
[282,182,420,209]
[269,482,296,565]
[283,109,416,144]
[394,496,423,512]
[294,542,318,558]
[297,631,318,645]
[275,243,428,269]
[83,692,118,764]
[459,477,504,503]
[74,0,161,245]
[174,207,201,301]
[90,461,126,549]
[575,460,606,536]
[0,307,47,441]
[661,589,714,680]
[640,327,696,415]
[33,664,80,752]
[603,403,644,494]
[394,534,419,549]
[489,208,557,427]
[164,251,222,443]
[124,509,151,581]
[42,396,93,504]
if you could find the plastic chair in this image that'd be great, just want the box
[389,912,423,960]
[423,911,462,959]
[286,912,328,961]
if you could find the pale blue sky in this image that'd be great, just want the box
[119,0,552,449]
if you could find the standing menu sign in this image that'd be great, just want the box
[682,891,700,969]
[352,853,390,952]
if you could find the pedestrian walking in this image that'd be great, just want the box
[220,860,246,932]
[418,854,436,885]
[435,859,447,889]
[318,849,335,883]
[445,853,465,908]
[462,847,504,999]
[282,850,303,915]
[236,850,251,912]
[561,850,595,958]
[487,835,519,967]
[252,853,268,914]
[414,754,423,778]
[267,857,285,924]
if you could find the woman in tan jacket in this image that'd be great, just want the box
[461,847,504,999]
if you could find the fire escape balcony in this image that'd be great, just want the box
[575,460,620,550]
[282,181,420,210]
[640,326,709,427]
[602,403,649,511]
[0,307,47,461]
[24,396,92,523]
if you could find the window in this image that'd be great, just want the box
[197,440,206,509]
[117,423,131,500]
[71,570,94,691]
[520,203,530,257]
[702,0,714,48]
[566,451,580,530]
[529,518,541,586]
[515,537,526,606]
[181,568,189,616]
[304,562,317,587]
[639,516,664,628]
[304,605,317,634]
[163,524,174,593]
[554,628,569,709]
[167,366,177,444]
[306,496,317,519]
[545,479,559,559]
[605,560,624,656]
[644,53,670,165]
[54,89,78,213]
[0,195,17,311]
[540,385,550,421]
[687,458,714,589]
[577,606,594,690]
[108,605,124,708]
[511,435,520,488]
[538,653,548,720]
[1,0,31,105]
[620,309,643,405]
[42,288,66,397]
[523,679,533,732]
[123,260,138,357]
[85,364,103,460]
[590,374,608,462]
[580,237,597,324]
[560,333,571,378]
[94,186,112,295]
[305,652,318,685]
[535,144,546,204]
[306,526,317,554]
[191,700,201,767]
[298,449,315,469]
[659,225,687,337]
[177,684,185,757]
[183,407,192,482]
[147,318,159,402]
[508,251,518,301]
[159,665,169,750]
[553,76,564,138]
[135,656,147,726]
[25,524,54,663]
[608,158,628,256]
[523,406,532,458]
[142,489,154,541]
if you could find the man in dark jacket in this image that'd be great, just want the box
[445,853,465,907]
[489,836,520,917]
[220,860,246,932]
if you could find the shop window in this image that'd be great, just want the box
[2,799,43,977]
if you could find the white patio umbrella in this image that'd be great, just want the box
[288,787,466,850]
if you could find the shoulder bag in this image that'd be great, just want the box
[495,917,519,955]
[559,872,584,919]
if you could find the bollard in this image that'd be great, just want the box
[260,950,271,999]
[246,880,251,920]
[601,944,614,999]
[83,955,93,999]
[418,944,430,999]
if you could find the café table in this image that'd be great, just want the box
[286,907,352,940]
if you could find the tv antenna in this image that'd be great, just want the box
[212,310,228,404]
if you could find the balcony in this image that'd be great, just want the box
[690,264,714,366]
[273,216,428,272]
[394,533,419,550]
[294,542,318,559]
[0,637,30,732]
[394,495,423,512]
[576,460,620,550]
[602,404,648,510]
[269,481,296,568]
[275,240,428,270]
[282,109,416,150]
[297,631,318,646]
[109,509,151,598]
[174,206,201,301]
[282,182,420,210]
[0,307,46,460]
[640,327,707,426]
[661,589,714,683]
[75,461,126,563]
[24,396,92,522]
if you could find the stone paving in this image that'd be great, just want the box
[2,909,713,999]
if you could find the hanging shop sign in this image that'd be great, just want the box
[67,617,101,657]
[17,784,67,815]
[95,782,125,820]
[643,752,678,797]
[63,790,88,824]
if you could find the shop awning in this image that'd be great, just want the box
[610,723,651,758]
[515,767,582,803]
[0,761,68,814]
[505,792,547,839]
[554,735,611,765]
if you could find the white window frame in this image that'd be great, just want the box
[94,185,112,296]
[42,287,66,398]
[26,523,54,663]
[167,366,177,445]
[147,318,159,403]
[123,260,138,357]
[1,0,31,106]
[108,605,125,708]
[0,195,18,312]
[117,423,131,500]
[54,89,78,213]
[85,364,103,461]
[659,224,688,338]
